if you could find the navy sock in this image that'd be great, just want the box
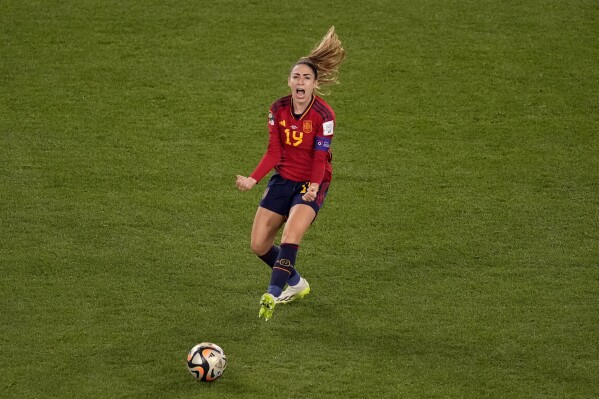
[267,243,299,297]
[287,268,301,286]
[259,245,299,281]
[258,245,279,268]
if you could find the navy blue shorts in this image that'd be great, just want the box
[259,174,330,218]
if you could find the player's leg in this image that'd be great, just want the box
[252,174,294,268]
[250,206,285,265]
[273,204,315,304]
[259,205,316,319]
[277,181,330,304]
[262,204,314,303]
[252,207,285,321]
[280,204,316,244]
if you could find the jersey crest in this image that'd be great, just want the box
[303,120,313,133]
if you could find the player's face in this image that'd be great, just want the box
[288,64,317,105]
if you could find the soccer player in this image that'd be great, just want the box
[236,27,345,321]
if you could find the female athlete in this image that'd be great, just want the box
[236,27,345,321]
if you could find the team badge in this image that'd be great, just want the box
[303,120,313,133]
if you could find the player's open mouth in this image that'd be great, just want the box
[296,88,305,96]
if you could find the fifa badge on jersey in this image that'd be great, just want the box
[303,120,313,133]
[322,120,334,136]
[268,111,274,126]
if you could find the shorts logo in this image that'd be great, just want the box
[303,120,312,133]
[322,120,334,136]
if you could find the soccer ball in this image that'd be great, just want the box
[187,342,228,382]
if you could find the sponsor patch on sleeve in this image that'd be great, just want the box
[268,111,275,126]
[314,137,332,151]
[322,120,334,136]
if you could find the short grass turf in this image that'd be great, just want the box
[1,0,598,398]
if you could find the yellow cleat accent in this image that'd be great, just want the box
[258,293,276,321]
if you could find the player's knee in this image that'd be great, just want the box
[250,239,270,256]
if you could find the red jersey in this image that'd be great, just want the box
[250,95,335,185]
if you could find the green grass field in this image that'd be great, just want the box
[2,0,598,397]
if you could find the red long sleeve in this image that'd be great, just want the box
[309,150,329,186]
[249,130,282,182]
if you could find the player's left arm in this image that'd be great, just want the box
[303,119,334,202]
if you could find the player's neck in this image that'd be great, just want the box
[291,96,313,116]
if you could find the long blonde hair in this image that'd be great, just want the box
[294,26,345,95]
